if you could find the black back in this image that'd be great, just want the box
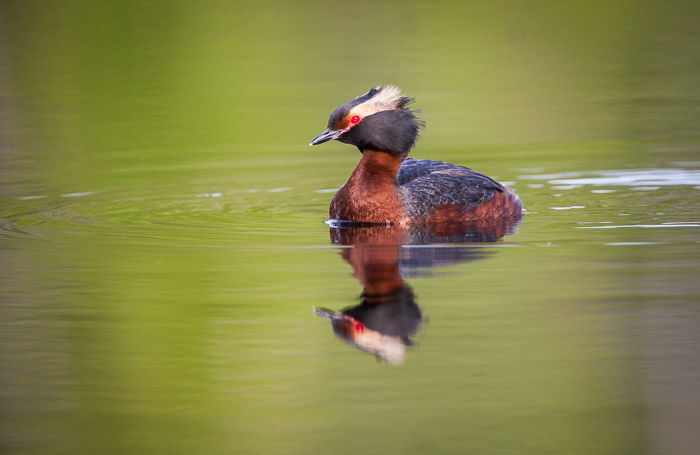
[397,158,504,216]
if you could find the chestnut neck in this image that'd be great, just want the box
[348,149,405,185]
[341,226,409,295]
[330,149,408,224]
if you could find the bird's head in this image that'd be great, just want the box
[310,85,421,155]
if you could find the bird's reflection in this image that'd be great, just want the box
[315,218,521,364]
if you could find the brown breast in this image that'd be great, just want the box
[329,150,409,224]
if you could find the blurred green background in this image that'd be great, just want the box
[1,1,699,454]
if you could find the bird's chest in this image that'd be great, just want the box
[330,179,408,224]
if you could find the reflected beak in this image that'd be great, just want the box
[313,307,345,321]
[309,128,343,146]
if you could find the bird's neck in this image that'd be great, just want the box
[351,149,405,183]
[340,225,409,294]
[330,149,408,224]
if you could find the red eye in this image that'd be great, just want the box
[354,321,365,333]
[350,115,361,124]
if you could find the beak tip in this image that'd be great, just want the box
[314,306,342,320]
[310,128,341,147]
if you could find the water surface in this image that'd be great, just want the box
[1,1,700,454]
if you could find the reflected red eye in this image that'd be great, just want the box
[354,321,365,333]
[350,115,361,124]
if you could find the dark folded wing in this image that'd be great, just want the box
[398,158,459,185]
[397,158,504,215]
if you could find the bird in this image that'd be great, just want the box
[310,86,523,225]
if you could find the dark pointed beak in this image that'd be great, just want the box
[314,306,344,320]
[314,307,359,325]
[309,128,342,146]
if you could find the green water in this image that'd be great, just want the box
[1,1,700,454]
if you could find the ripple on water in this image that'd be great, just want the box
[2,187,326,246]
[519,168,700,187]
[578,224,700,229]
[605,242,664,246]
[550,206,586,210]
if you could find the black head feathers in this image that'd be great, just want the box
[311,85,422,155]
